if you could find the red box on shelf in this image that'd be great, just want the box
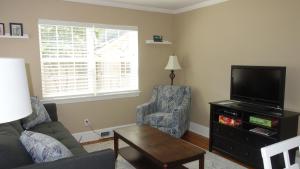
[219,115,242,127]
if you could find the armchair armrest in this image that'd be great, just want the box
[136,100,156,124]
[171,102,190,137]
[14,149,115,169]
[43,103,58,121]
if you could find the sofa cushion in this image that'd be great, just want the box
[20,130,73,163]
[30,121,87,155]
[14,149,115,169]
[22,97,52,130]
[0,123,33,169]
[10,120,25,134]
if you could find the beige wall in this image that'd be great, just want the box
[174,0,300,127]
[2,0,300,134]
[0,0,175,133]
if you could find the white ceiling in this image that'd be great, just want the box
[95,0,207,10]
[65,0,228,14]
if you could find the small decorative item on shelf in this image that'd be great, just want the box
[0,23,4,35]
[249,116,278,128]
[10,23,23,36]
[219,115,242,127]
[153,35,163,42]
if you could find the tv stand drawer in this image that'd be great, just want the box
[212,123,276,148]
[212,135,262,168]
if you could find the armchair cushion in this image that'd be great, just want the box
[144,112,173,128]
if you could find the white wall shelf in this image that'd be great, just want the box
[145,40,172,45]
[0,34,29,39]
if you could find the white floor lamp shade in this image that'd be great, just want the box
[0,58,32,124]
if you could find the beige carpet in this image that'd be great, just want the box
[84,140,246,169]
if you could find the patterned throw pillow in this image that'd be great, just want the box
[22,97,52,129]
[20,131,73,163]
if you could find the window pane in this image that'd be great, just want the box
[94,29,138,93]
[39,24,90,97]
[39,21,138,99]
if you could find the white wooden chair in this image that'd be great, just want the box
[261,136,300,169]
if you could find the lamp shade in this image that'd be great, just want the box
[0,58,32,124]
[165,55,182,70]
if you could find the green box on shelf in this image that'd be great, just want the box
[153,35,163,42]
[249,116,272,127]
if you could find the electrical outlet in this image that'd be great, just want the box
[101,131,111,137]
[84,118,90,127]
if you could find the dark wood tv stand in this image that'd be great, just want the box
[209,100,299,169]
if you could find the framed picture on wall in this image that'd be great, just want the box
[10,23,23,36]
[0,23,4,36]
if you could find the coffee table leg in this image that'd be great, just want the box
[199,156,204,169]
[114,133,119,159]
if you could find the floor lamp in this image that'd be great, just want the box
[0,58,32,124]
[165,55,182,85]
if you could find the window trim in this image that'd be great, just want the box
[41,90,141,104]
[38,19,138,31]
[38,19,140,103]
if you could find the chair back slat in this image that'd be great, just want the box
[284,164,299,169]
[261,136,300,169]
[261,149,274,169]
[283,151,291,168]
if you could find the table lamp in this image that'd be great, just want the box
[0,58,32,124]
[165,55,182,85]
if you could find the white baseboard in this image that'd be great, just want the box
[189,122,210,138]
[72,123,136,143]
[73,122,210,143]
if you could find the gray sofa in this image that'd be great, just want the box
[0,103,115,169]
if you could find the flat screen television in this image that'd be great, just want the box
[230,65,286,111]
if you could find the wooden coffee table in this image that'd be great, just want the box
[114,125,205,169]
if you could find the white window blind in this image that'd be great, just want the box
[38,20,138,100]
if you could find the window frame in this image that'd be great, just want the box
[38,19,140,104]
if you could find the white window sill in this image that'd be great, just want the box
[41,90,141,104]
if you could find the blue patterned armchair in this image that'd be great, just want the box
[136,85,191,138]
